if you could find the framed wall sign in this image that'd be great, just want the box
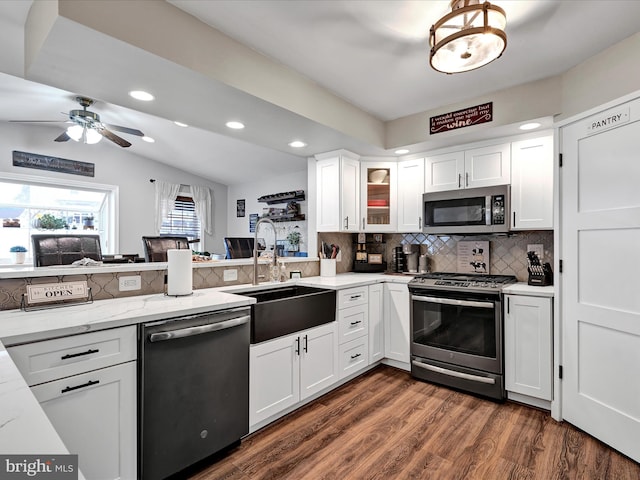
[13,150,95,177]
[249,213,259,233]
[237,199,245,217]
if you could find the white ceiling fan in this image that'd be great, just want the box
[10,96,145,148]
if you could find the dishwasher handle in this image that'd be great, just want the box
[148,315,250,342]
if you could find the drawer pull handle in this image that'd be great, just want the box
[61,379,100,394]
[61,348,99,360]
[350,320,362,326]
[350,353,362,360]
[350,295,361,300]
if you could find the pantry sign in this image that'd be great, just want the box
[430,102,493,134]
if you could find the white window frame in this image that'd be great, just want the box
[0,172,119,259]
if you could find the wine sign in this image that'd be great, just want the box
[430,102,493,134]
[13,150,95,177]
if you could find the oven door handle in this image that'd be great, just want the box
[412,360,496,385]
[411,295,494,309]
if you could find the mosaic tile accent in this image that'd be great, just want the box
[0,260,321,311]
[318,230,554,282]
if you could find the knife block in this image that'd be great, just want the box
[528,262,553,286]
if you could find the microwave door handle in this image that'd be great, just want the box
[411,295,495,309]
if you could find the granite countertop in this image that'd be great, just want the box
[503,282,555,297]
[0,272,409,459]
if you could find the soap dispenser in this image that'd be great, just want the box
[279,260,287,282]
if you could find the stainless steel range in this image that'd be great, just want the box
[408,272,516,400]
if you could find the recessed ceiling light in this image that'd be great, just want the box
[519,122,541,131]
[288,140,307,148]
[128,90,154,101]
[395,149,409,155]
[226,121,245,130]
[174,121,188,128]
[142,136,155,143]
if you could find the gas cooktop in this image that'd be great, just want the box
[409,272,517,293]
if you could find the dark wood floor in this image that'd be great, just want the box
[190,366,640,480]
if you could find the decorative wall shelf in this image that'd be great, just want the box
[261,214,306,222]
[257,190,305,205]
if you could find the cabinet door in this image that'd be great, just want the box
[368,283,384,364]
[31,362,137,480]
[397,159,425,232]
[250,334,300,426]
[464,143,511,188]
[338,337,369,379]
[511,136,554,230]
[384,283,410,364]
[338,304,368,343]
[316,157,341,231]
[361,162,397,232]
[300,322,339,400]
[504,295,552,401]
[424,151,464,192]
[341,156,361,231]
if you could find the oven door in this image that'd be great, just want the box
[410,289,502,374]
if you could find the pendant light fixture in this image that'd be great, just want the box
[66,124,102,144]
[430,0,507,74]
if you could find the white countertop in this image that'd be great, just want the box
[0,272,407,459]
[503,282,555,297]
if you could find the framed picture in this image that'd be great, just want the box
[368,253,383,264]
[236,199,245,217]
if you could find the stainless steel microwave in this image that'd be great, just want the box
[422,185,510,234]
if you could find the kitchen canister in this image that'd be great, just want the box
[320,258,336,277]
[167,249,193,296]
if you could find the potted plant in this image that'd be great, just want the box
[83,214,95,230]
[33,213,67,230]
[286,230,301,253]
[9,245,27,264]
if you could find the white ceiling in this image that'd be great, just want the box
[1,1,640,185]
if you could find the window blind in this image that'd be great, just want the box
[159,195,201,240]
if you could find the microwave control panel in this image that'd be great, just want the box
[491,195,506,225]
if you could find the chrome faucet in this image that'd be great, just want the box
[253,218,277,285]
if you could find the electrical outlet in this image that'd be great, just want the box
[527,244,544,260]
[223,269,238,282]
[119,275,141,291]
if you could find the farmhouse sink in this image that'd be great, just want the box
[237,285,336,343]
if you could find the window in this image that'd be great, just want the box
[0,174,118,264]
[159,195,202,248]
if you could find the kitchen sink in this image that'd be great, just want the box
[237,285,336,343]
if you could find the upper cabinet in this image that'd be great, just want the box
[425,143,511,192]
[360,162,397,232]
[397,159,425,232]
[511,135,554,230]
[316,151,360,232]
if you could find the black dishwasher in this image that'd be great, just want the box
[139,307,250,480]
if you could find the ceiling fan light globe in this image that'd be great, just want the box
[85,128,102,144]
[66,124,83,141]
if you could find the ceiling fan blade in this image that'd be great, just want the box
[54,131,71,142]
[9,120,68,123]
[99,127,132,147]
[104,123,144,136]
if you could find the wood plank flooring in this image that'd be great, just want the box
[189,366,640,480]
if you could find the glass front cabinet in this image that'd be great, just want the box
[360,162,397,232]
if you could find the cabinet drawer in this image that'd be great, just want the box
[337,304,368,344]
[339,337,369,379]
[337,286,368,309]
[8,326,137,386]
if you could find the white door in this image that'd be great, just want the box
[464,143,511,188]
[424,151,464,192]
[368,283,384,364]
[560,98,640,462]
[384,282,410,365]
[511,135,554,230]
[300,323,339,400]
[249,334,300,426]
[397,159,425,231]
[32,362,137,480]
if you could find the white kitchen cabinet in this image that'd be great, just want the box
[249,322,338,426]
[31,362,137,480]
[316,151,360,231]
[505,294,553,403]
[9,326,137,480]
[360,161,397,232]
[510,135,554,230]
[425,144,510,192]
[339,336,369,379]
[383,282,410,366]
[397,158,425,232]
[368,283,384,364]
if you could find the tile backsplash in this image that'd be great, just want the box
[318,231,554,282]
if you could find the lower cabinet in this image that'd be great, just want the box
[249,322,338,427]
[368,283,384,364]
[383,282,410,366]
[504,294,553,403]
[31,362,137,480]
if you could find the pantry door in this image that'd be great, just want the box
[560,96,640,463]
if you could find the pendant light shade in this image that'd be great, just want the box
[430,0,507,74]
[66,124,102,144]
